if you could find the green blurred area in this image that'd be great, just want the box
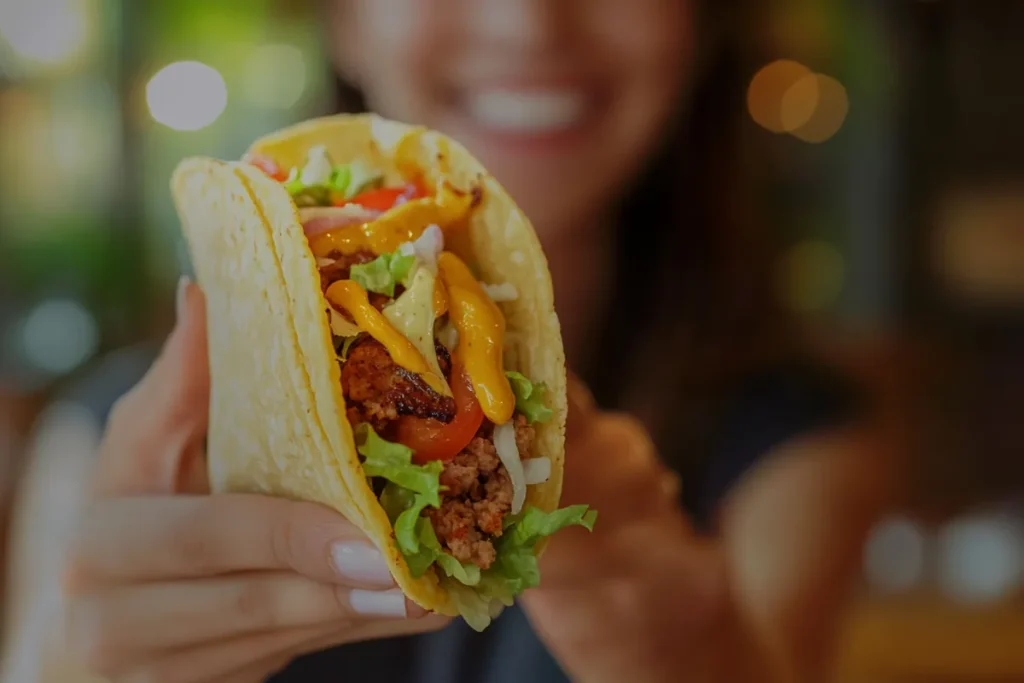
[0,0,334,390]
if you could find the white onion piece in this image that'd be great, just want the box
[437,323,459,351]
[493,422,526,515]
[523,458,551,485]
[398,224,444,273]
[329,308,361,338]
[482,282,518,302]
[300,145,333,186]
[300,205,381,239]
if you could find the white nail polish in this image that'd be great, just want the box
[331,542,394,586]
[349,589,408,618]
[176,275,191,321]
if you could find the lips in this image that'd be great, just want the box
[463,89,592,135]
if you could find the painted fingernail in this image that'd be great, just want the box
[331,542,394,586]
[349,588,408,618]
[176,275,191,322]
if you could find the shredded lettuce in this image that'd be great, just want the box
[382,485,481,584]
[444,505,598,631]
[283,149,378,207]
[350,251,416,298]
[357,428,597,633]
[505,372,554,424]
[355,424,442,506]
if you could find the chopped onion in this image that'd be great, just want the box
[523,458,551,485]
[300,205,381,239]
[482,282,518,302]
[316,257,335,267]
[300,145,333,186]
[398,224,444,272]
[494,422,526,514]
[437,322,459,352]
[329,308,361,338]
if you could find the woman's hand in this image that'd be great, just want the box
[521,379,772,683]
[62,281,447,683]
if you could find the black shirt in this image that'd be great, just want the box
[63,345,855,683]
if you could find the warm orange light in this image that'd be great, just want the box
[747,60,812,133]
[786,74,850,143]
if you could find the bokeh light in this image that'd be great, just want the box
[785,74,850,144]
[936,514,1024,605]
[863,517,929,594]
[20,298,99,375]
[0,0,96,71]
[242,44,308,110]
[748,60,813,134]
[749,60,849,143]
[146,61,228,132]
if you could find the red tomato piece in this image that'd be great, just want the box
[394,365,483,464]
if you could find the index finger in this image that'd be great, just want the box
[66,494,383,590]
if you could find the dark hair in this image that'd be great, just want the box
[330,1,792,467]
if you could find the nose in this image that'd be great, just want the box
[467,0,570,53]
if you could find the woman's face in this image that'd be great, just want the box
[332,0,693,236]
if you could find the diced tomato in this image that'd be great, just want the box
[340,179,430,212]
[246,154,289,182]
[394,364,483,464]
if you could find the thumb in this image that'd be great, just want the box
[93,278,210,497]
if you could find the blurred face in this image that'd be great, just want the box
[332,0,693,237]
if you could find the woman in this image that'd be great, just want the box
[3,1,895,681]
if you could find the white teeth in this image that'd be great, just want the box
[466,89,588,133]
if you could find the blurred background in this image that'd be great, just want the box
[1,0,1023,681]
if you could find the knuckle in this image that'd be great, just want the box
[268,505,301,571]
[232,579,283,631]
[164,502,220,575]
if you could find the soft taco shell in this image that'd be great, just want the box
[172,113,566,615]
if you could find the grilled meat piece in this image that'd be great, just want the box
[340,338,456,431]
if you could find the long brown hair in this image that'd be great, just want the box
[329,1,793,468]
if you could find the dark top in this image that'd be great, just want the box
[63,345,856,683]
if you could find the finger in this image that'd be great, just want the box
[114,623,336,683]
[94,278,210,498]
[68,495,396,589]
[70,574,423,672]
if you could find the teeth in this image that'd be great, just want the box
[466,89,588,133]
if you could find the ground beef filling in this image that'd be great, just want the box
[429,415,536,569]
[330,268,539,570]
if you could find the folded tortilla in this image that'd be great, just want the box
[171,114,567,620]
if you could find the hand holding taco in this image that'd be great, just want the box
[172,114,596,630]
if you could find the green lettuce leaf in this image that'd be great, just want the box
[492,505,598,592]
[350,251,416,298]
[505,372,554,424]
[356,424,442,507]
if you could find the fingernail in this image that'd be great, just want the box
[176,276,191,322]
[331,542,394,586]
[349,588,408,617]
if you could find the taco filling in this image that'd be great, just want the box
[247,146,596,622]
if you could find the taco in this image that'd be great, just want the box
[171,114,596,630]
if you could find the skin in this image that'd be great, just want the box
[331,0,692,363]
[2,1,897,681]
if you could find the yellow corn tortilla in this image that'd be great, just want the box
[171,113,567,617]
